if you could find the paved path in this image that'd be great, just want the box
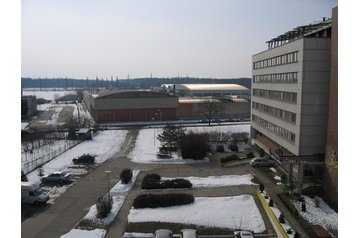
[251,168,310,238]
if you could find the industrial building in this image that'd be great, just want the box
[84,84,251,123]
[83,90,178,123]
[250,15,335,189]
[172,84,250,98]
[178,96,250,120]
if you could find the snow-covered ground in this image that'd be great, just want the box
[23,90,76,101]
[131,124,250,164]
[291,195,338,236]
[25,130,128,205]
[61,229,106,238]
[21,140,80,174]
[186,124,250,134]
[27,130,127,184]
[161,174,256,188]
[128,195,266,232]
[130,128,208,164]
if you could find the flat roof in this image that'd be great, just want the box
[176,84,248,91]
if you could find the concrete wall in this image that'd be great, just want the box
[95,97,178,110]
[324,6,338,208]
[178,101,250,120]
[299,38,331,155]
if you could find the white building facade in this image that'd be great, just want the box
[250,19,332,182]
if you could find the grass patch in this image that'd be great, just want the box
[126,222,234,235]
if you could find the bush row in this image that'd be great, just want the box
[141,174,192,190]
[277,193,319,238]
[133,193,194,209]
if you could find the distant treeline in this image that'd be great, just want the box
[21,77,251,90]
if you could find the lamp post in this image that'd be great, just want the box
[105,170,111,202]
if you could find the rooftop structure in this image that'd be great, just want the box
[174,84,249,97]
[266,17,332,50]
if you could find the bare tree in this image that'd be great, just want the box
[199,99,222,126]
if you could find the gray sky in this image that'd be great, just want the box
[21,0,338,79]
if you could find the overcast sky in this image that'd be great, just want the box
[21,0,338,79]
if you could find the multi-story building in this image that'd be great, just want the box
[251,18,333,183]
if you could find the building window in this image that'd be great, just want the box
[253,72,298,84]
[253,51,299,70]
[253,89,297,104]
[252,114,296,144]
[252,101,296,124]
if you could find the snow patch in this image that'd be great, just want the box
[61,229,106,238]
[128,195,265,232]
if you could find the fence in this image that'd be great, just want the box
[21,140,81,175]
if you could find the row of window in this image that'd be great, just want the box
[252,102,296,124]
[253,72,298,84]
[253,89,297,104]
[253,51,299,69]
[252,114,296,143]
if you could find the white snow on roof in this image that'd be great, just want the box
[176,84,249,91]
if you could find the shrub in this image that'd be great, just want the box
[21,171,28,182]
[38,167,44,177]
[216,145,224,152]
[246,151,254,159]
[228,143,238,152]
[133,193,194,209]
[279,213,285,223]
[96,195,113,219]
[161,179,192,189]
[301,201,306,212]
[120,169,133,184]
[259,184,265,193]
[142,174,192,190]
[141,174,161,189]
[180,133,210,160]
[269,198,274,207]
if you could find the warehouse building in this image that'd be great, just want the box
[84,90,179,123]
[174,84,250,98]
[178,97,250,120]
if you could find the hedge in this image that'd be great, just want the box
[141,174,192,190]
[133,193,194,209]
[277,193,319,238]
[141,174,161,190]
